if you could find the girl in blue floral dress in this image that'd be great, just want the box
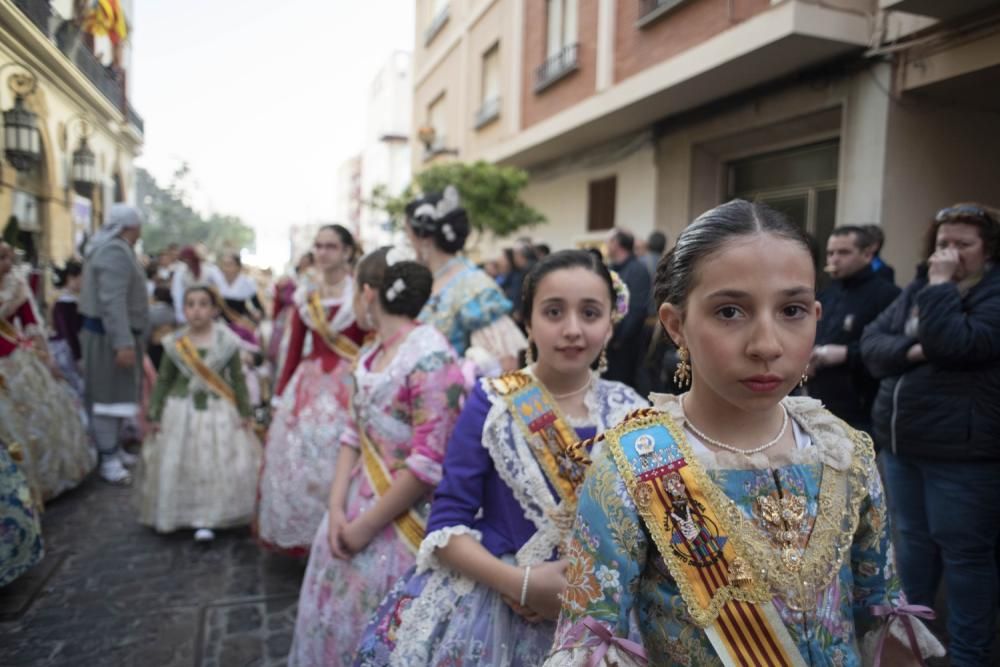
[544,201,945,667]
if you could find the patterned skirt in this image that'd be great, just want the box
[138,395,262,532]
[354,556,557,667]
[0,442,43,588]
[289,481,417,667]
[0,349,94,503]
[255,357,352,554]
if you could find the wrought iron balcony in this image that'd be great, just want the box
[638,0,689,28]
[13,0,51,35]
[474,96,501,130]
[424,4,450,46]
[534,43,579,93]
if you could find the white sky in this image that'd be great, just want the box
[131,0,415,270]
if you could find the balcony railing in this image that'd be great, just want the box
[126,103,144,135]
[637,0,688,28]
[424,4,450,46]
[12,1,144,136]
[535,43,579,93]
[474,96,501,130]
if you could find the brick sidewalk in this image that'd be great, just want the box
[0,465,304,666]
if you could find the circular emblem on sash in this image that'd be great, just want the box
[633,482,653,510]
[635,434,655,456]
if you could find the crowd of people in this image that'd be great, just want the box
[0,192,998,666]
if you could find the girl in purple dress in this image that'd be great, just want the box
[289,247,467,666]
[354,250,647,667]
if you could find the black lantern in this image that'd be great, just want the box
[3,94,40,172]
[71,136,96,196]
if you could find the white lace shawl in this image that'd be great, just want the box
[416,375,645,572]
[161,324,241,398]
[293,275,355,335]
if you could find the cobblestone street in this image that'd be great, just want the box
[0,460,304,667]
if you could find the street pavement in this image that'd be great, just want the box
[0,463,304,667]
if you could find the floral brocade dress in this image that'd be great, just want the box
[256,279,366,555]
[353,372,646,667]
[0,273,94,504]
[418,259,525,369]
[544,394,943,667]
[288,324,466,667]
[0,439,43,588]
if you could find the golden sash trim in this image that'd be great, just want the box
[214,289,257,332]
[606,413,806,667]
[0,317,18,344]
[307,292,359,362]
[358,427,426,556]
[490,371,591,506]
[175,336,237,406]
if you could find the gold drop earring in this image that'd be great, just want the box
[674,345,691,389]
[524,339,534,366]
[800,364,810,388]
[597,346,608,375]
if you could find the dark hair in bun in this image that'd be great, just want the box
[53,259,83,288]
[356,247,433,319]
[405,191,470,254]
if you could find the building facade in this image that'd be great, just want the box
[0,0,143,272]
[412,0,1000,279]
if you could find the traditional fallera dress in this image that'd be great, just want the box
[543,394,944,667]
[418,258,525,369]
[256,278,366,555]
[353,370,646,667]
[0,439,43,588]
[49,293,84,399]
[0,271,94,503]
[139,324,262,532]
[289,324,466,667]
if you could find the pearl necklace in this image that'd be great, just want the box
[681,397,789,456]
[530,365,592,400]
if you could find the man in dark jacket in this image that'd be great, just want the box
[604,229,650,388]
[861,204,1000,666]
[808,226,899,432]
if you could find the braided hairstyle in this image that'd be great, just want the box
[405,192,470,254]
[356,247,433,319]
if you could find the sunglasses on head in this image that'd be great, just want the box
[935,205,994,224]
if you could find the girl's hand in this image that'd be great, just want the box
[524,559,569,621]
[501,594,544,624]
[905,343,925,363]
[327,510,350,560]
[927,247,960,284]
[339,515,378,556]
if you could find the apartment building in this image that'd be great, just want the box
[412,0,1000,279]
[0,0,144,268]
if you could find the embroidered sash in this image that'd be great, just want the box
[0,317,19,345]
[214,289,257,332]
[307,292,359,362]
[358,426,426,556]
[491,371,591,507]
[174,336,237,406]
[606,412,806,667]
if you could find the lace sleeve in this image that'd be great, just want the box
[415,525,483,573]
[469,315,527,361]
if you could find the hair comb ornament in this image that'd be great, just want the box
[385,278,406,302]
[385,245,416,266]
[441,223,457,242]
[609,271,630,324]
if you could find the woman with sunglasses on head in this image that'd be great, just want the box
[404,186,526,374]
[256,225,367,557]
[861,203,1000,667]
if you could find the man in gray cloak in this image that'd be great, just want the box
[80,204,149,484]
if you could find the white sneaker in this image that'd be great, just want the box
[194,528,215,542]
[118,449,139,468]
[99,457,131,485]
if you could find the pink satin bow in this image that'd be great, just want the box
[564,617,647,667]
[870,603,936,667]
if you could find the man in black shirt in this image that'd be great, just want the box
[809,225,900,432]
[605,228,650,388]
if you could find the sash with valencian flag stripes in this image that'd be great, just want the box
[606,410,807,667]
[306,292,359,363]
